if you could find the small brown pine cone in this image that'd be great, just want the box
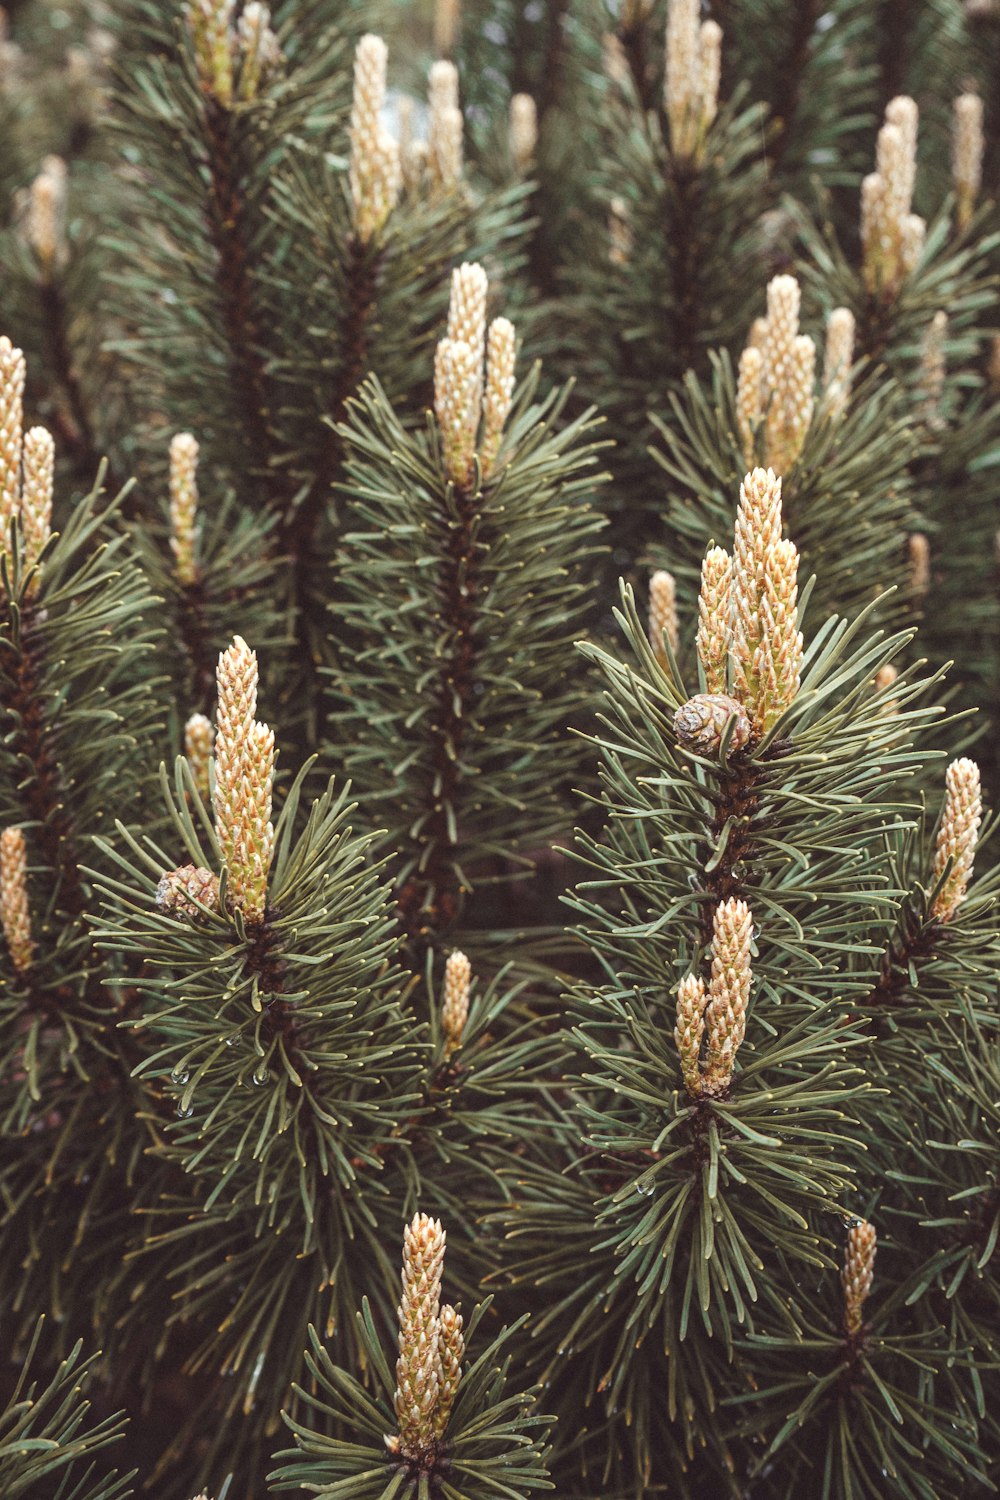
[674,694,752,756]
[156,864,221,919]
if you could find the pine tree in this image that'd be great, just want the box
[0,4,999,1499]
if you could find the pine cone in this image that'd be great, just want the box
[156,864,221,919]
[674,694,751,755]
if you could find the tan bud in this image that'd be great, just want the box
[674,972,707,1095]
[185,712,214,799]
[480,317,515,479]
[900,212,925,276]
[931,758,982,921]
[769,333,815,475]
[393,1213,447,1457]
[215,635,258,749]
[908,532,930,598]
[434,0,460,55]
[509,92,537,171]
[732,468,802,732]
[433,1304,464,1436]
[862,99,921,297]
[169,432,199,586]
[349,35,400,243]
[736,345,763,467]
[664,0,701,158]
[842,1218,876,1336]
[648,569,679,668]
[701,898,753,1092]
[26,155,67,276]
[185,0,237,105]
[21,426,54,595]
[446,262,488,360]
[441,950,471,1056]
[696,546,733,693]
[228,718,275,921]
[0,336,26,550]
[953,92,984,229]
[235,2,282,101]
[884,96,918,210]
[699,19,722,129]
[822,307,855,420]
[758,536,803,732]
[762,275,801,397]
[919,311,948,429]
[0,827,33,972]
[213,637,275,919]
[429,61,463,191]
[758,276,813,472]
[428,57,459,113]
[747,316,769,352]
[434,337,481,488]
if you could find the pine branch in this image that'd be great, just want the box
[270,1301,552,1500]
[0,1319,133,1500]
[282,234,379,587]
[767,0,821,170]
[200,95,279,479]
[1,597,88,923]
[397,464,482,939]
[331,369,606,950]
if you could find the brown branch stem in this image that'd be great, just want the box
[396,477,480,947]
[177,577,218,715]
[668,161,706,378]
[698,753,763,948]
[283,237,379,583]
[2,601,90,924]
[876,0,913,116]
[203,98,276,478]
[865,906,940,1012]
[767,0,820,170]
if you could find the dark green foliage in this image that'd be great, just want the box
[0,1320,132,1500]
[909,368,1000,798]
[0,4,997,1498]
[104,0,354,493]
[90,760,421,1472]
[731,1267,988,1500]
[499,574,998,1495]
[452,0,605,299]
[0,471,166,1368]
[135,457,284,718]
[716,0,877,214]
[329,371,606,951]
[270,1303,552,1499]
[798,202,999,373]
[651,351,918,629]
[558,47,769,580]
